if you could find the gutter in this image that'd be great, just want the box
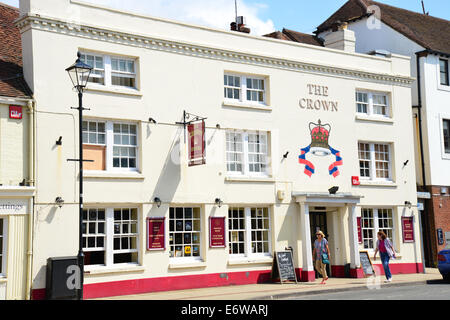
[414,51,427,188]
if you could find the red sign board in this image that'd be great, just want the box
[188,121,206,167]
[209,217,226,248]
[352,176,360,186]
[357,217,362,243]
[9,106,23,120]
[147,218,165,250]
[401,217,415,243]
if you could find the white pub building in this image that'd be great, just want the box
[15,0,422,299]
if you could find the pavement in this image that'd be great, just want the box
[96,268,444,300]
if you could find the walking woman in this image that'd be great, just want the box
[312,231,331,284]
[374,231,396,282]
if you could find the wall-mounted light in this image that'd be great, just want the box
[56,136,63,146]
[404,201,412,209]
[215,198,223,208]
[154,197,162,208]
[283,151,290,159]
[149,118,157,124]
[328,186,339,195]
[55,197,65,208]
[403,160,409,167]
[216,124,221,129]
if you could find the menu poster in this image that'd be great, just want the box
[209,217,226,248]
[401,217,415,243]
[147,218,165,251]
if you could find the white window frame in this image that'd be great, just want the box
[224,73,267,105]
[169,206,203,264]
[440,115,450,159]
[83,119,139,172]
[358,142,392,182]
[110,56,137,88]
[80,51,138,90]
[80,53,105,85]
[228,207,272,259]
[355,91,390,118]
[0,218,7,277]
[361,208,394,251]
[83,207,139,270]
[440,58,449,86]
[226,130,269,178]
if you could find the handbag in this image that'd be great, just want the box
[321,240,330,264]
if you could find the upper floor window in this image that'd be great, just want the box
[440,59,449,86]
[443,119,450,154]
[224,74,266,105]
[356,91,390,117]
[358,142,392,181]
[81,52,137,89]
[83,120,138,171]
[226,130,269,177]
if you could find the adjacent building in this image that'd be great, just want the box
[0,2,35,300]
[295,0,450,267]
[11,0,424,299]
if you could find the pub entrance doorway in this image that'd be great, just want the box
[310,211,331,278]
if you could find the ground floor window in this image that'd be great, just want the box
[361,208,394,250]
[0,218,5,276]
[169,207,201,259]
[228,207,271,257]
[83,208,139,267]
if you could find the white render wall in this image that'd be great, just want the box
[17,0,421,291]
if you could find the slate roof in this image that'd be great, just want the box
[264,28,324,47]
[315,0,450,56]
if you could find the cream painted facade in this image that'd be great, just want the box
[17,0,421,298]
[0,98,35,300]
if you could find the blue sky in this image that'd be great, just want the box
[2,0,449,35]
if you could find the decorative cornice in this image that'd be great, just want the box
[15,14,414,86]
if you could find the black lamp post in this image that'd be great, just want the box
[66,52,92,300]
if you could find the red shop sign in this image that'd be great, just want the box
[147,217,165,250]
[209,217,226,248]
[188,121,206,167]
[357,217,362,244]
[401,217,415,243]
[352,176,360,186]
[9,106,23,120]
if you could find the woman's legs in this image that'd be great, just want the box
[315,259,327,282]
[380,252,392,280]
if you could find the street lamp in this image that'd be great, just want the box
[66,52,92,300]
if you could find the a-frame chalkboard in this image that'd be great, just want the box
[359,251,375,277]
[271,251,298,284]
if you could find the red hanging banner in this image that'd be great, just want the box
[401,217,415,243]
[209,217,226,248]
[147,217,165,251]
[188,121,206,167]
[357,217,362,244]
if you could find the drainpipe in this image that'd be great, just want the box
[25,99,36,300]
[415,50,428,274]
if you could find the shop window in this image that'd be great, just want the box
[358,142,392,181]
[228,207,271,258]
[224,73,267,105]
[80,51,138,89]
[169,207,201,259]
[443,119,450,154]
[0,219,5,276]
[226,131,269,177]
[83,208,139,268]
[355,91,390,117]
[440,59,449,86]
[361,208,394,250]
[83,120,138,172]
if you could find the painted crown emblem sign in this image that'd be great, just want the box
[299,119,343,178]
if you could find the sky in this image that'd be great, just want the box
[2,0,450,35]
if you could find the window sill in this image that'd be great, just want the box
[227,257,273,266]
[168,260,207,269]
[84,265,145,275]
[84,171,145,180]
[222,101,272,111]
[357,180,397,188]
[0,277,7,283]
[85,85,142,97]
[355,114,393,124]
[225,176,275,183]
[438,84,450,92]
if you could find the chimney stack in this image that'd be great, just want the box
[230,16,250,34]
[323,22,356,53]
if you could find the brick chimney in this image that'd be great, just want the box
[323,22,356,53]
[230,16,251,34]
